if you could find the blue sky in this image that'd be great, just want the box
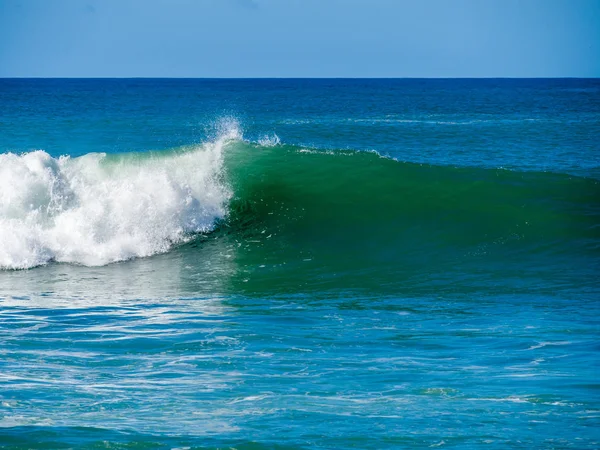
[1,0,599,77]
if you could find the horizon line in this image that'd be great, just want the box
[1,76,599,80]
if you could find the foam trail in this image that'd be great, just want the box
[0,133,235,270]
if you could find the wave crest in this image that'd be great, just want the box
[0,139,231,269]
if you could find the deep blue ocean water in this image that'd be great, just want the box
[0,79,599,449]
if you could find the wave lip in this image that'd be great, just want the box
[0,139,231,270]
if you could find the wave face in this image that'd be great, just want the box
[0,139,231,269]
[224,143,599,250]
[214,142,600,292]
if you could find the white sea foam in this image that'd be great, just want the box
[257,133,281,147]
[0,131,237,270]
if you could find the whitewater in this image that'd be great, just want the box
[0,133,234,269]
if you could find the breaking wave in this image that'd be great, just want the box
[1,123,598,272]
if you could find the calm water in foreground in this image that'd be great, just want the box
[0,79,599,448]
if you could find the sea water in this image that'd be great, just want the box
[0,79,599,448]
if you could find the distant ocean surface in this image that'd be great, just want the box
[1,79,599,449]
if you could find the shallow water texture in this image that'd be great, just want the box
[1,79,599,449]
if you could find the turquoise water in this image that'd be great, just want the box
[0,79,599,448]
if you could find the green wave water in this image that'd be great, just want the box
[193,141,598,294]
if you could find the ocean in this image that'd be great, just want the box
[0,78,599,449]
